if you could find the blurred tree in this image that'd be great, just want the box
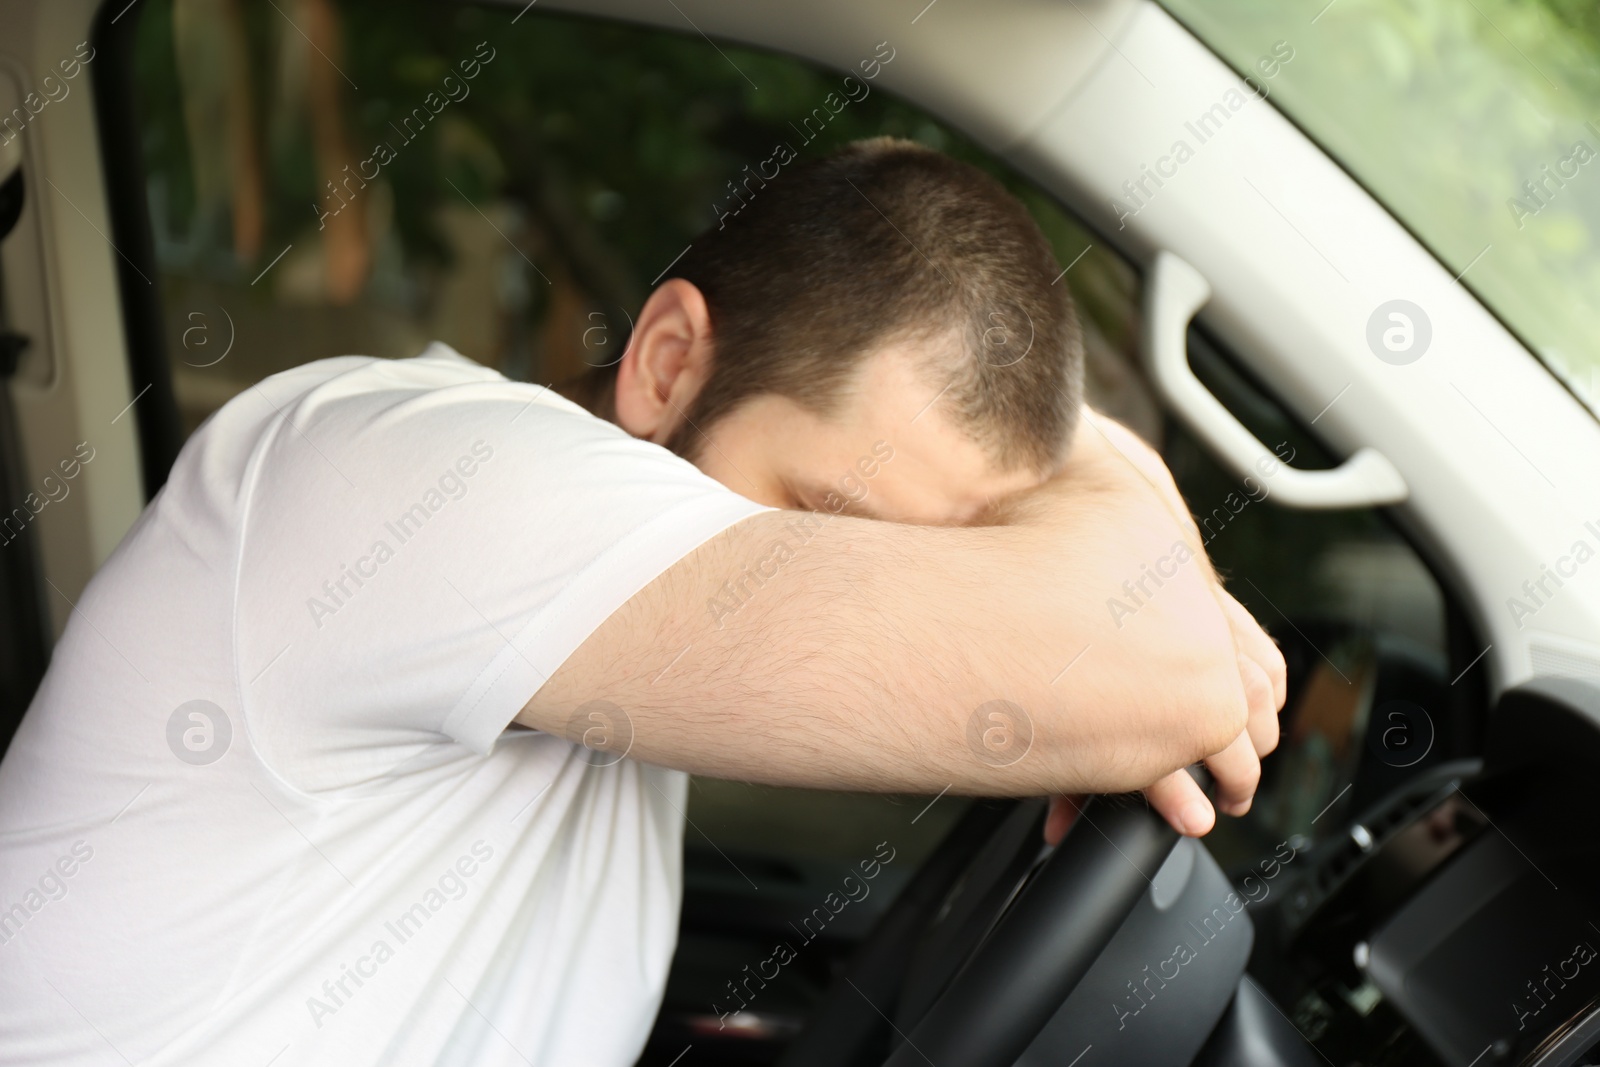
[299,0,370,302]
[171,0,262,261]
[135,0,1120,390]
[1161,0,1600,415]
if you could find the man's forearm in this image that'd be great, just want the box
[522,471,1249,799]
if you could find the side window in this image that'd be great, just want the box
[131,0,1142,435]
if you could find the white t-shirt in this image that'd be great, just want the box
[0,344,769,1066]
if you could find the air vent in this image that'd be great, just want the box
[1311,781,1456,898]
[1529,639,1600,680]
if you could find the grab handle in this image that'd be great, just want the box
[1141,251,1407,510]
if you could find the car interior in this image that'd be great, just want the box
[4,1,1600,1065]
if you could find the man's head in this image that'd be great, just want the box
[580,137,1084,524]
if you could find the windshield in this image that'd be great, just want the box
[1159,0,1600,419]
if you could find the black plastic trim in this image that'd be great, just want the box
[90,0,182,500]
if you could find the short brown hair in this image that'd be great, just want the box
[583,137,1083,471]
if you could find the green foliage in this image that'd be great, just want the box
[138,4,1079,285]
[1161,0,1600,414]
[134,0,1114,383]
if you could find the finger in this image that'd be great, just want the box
[1043,794,1084,845]
[1205,730,1262,817]
[1217,589,1287,710]
[1216,586,1275,662]
[1145,769,1214,837]
[1238,650,1280,758]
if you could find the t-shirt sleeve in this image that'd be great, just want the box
[231,360,770,791]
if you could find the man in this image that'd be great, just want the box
[0,138,1282,1064]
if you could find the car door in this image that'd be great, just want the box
[0,0,156,758]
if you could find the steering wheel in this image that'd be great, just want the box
[778,794,1179,1067]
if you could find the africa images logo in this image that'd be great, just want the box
[166,700,232,766]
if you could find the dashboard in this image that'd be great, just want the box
[1247,677,1600,1067]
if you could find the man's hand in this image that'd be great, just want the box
[1044,410,1287,841]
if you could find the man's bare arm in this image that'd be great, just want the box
[517,429,1279,833]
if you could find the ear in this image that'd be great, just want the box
[613,279,716,444]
